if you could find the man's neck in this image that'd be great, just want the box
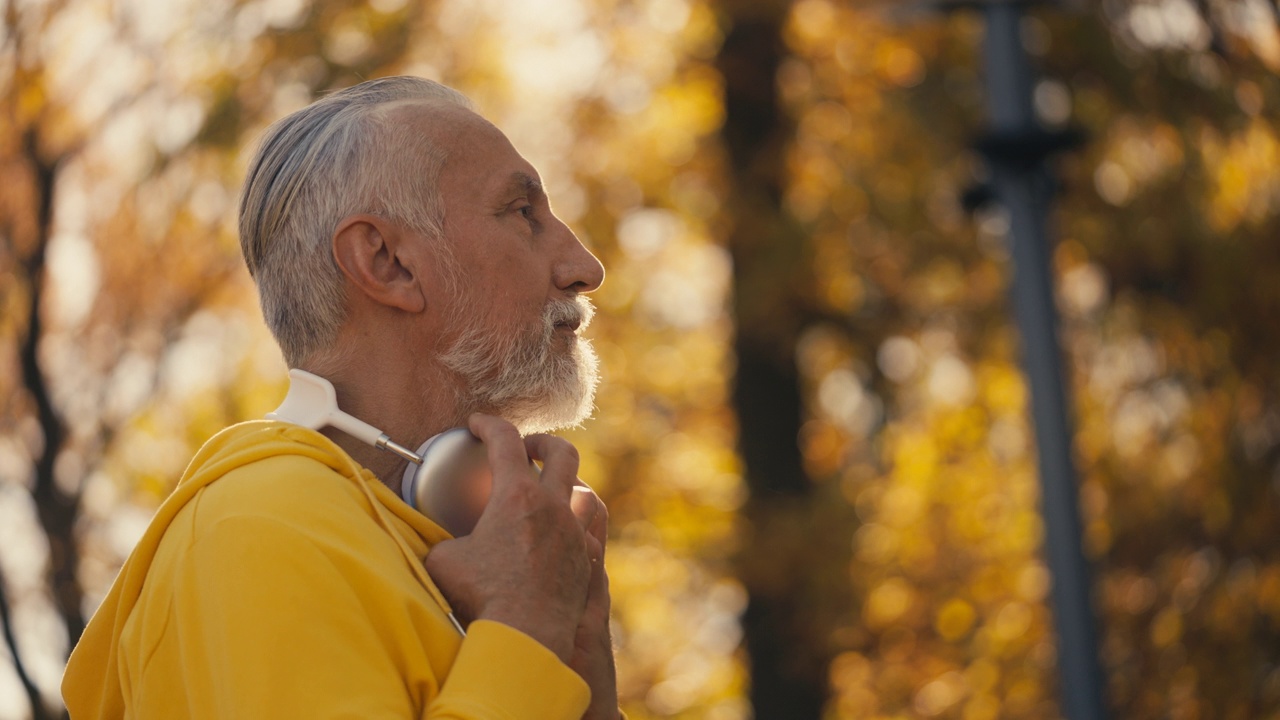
[308,358,467,497]
[323,430,414,496]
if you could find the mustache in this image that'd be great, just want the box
[544,295,595,331]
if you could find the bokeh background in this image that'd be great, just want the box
[3,0,1280,718]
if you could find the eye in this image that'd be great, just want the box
[515,203,541,231]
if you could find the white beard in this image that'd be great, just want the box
[438,295,600,434]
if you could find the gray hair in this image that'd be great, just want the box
[238,76,472,366]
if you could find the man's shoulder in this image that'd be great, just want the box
[177,423,384,544]
[197,457,372,532]
[207,452,361,508]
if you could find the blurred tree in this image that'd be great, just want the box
[0,1,429,716]
[4,2,753,719]
[1045,3,1280,716]
[714,0,845,716]
[765,0,1280,717]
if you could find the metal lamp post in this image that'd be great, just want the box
[921,1,1109,718]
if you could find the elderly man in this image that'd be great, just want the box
[63,77,618,719]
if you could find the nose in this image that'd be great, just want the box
[553,220,605,294]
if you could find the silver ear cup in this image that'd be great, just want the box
[400,428,495,538]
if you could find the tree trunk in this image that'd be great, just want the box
[0,570,54,720]
[716,2,829,717]
[17,127,87,653]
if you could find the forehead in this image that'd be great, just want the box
[401,103,540,199]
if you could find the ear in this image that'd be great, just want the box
[332,214,426,313]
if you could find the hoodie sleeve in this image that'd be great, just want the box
[131,511,590,720]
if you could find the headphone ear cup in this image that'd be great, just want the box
[401,436,436,508]
[400,469,418,506]
[403,429,493,538]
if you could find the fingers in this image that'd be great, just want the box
[570,486,598,529]
[572,484,609,572]
[467,413,607,550]
[523,432,581,499]
[467,414,536,490]
[465,417,585,499]
[583,532,604,569]
[572,484,608,550]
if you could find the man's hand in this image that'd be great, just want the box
[422,414,591,663]
[568,485,620,720]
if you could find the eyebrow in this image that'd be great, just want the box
[498,171,544,201]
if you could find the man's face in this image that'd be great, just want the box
[420,106,606,433]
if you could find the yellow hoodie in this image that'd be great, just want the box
[62,421,591,719]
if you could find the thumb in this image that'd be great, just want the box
[570,485,598,530]
[572,484,608,551]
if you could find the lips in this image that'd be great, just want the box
[546,296,593,338]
